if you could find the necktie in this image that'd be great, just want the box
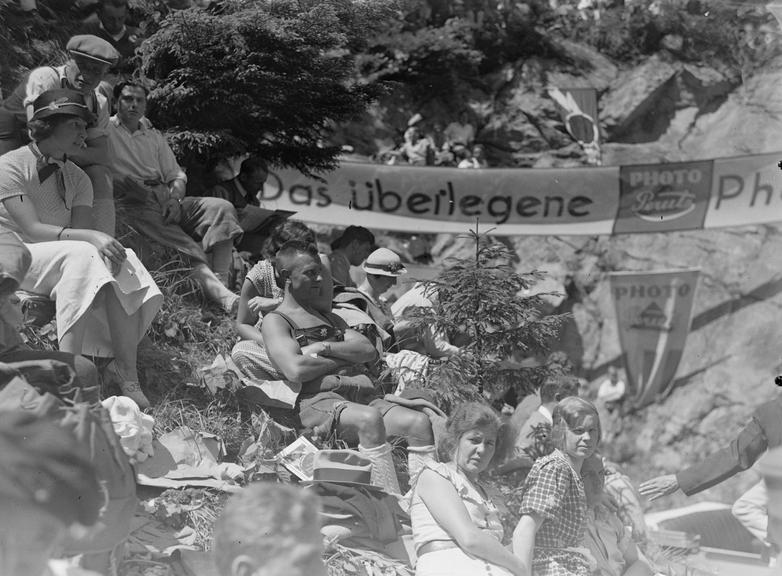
[37,159,60,184]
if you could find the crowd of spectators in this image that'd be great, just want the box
[380,110,491,168]
[1,8,780,576]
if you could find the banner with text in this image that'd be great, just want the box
[260,152,782,235]
[609,270,699,409]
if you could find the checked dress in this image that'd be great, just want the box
[520,449,594,576]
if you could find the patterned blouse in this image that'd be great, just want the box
[246,259,283,328]
[520,449,592,576]
[411,461,505,552]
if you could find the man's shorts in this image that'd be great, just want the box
[297,390,397,433]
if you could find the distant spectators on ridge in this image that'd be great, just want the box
[444,109,476,152]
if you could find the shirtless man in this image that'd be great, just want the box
[261,240,440,493]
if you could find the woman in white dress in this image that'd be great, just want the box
[409,401,528,576]
[0,88,162,408]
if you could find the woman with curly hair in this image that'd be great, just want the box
[512,396,600,576]
[409,401,528,576]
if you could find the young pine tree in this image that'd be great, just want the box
[400,229,568,411]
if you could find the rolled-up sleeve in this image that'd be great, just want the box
[521,460,570,522]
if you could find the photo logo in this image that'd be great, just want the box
[613,160,712,234]
[630,302,672,332]
[631,188,696,222]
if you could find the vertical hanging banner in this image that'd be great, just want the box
[609,270,700,408]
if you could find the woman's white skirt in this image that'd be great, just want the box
[415,548,514,576]
[21,240,163,358]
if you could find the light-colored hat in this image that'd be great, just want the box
[362,248,407,277]
[66,34,119,66]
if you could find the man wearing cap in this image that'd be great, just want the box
[333,247,406,352]
[0,410,103,576]
[0,34,120,236]
[108,81,243,313]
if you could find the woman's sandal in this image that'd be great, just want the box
[104,360,150,409]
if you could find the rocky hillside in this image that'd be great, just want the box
[349,12,782,510]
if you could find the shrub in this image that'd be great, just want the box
[401,229,568,411]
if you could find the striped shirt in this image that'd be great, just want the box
[0,145,93,239]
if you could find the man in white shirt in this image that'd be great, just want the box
[107,81,243,313]
[597,366,626,409]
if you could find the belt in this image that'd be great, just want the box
[418,540,458,557]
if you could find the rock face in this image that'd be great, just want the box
[356,33,782,510]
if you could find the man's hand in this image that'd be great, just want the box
[638,474,680,501]
[161,198,182,225]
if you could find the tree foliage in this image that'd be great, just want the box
[402,230,568,411]
[139,0,397,171]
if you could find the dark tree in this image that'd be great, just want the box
[139,0,395,171]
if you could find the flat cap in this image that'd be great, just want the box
[66,34,119,66]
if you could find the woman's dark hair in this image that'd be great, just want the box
[438,402,501,463]
[262,221,316,260]
[330,226,375,251]
[28,117,71,142]
[273,240,320,289]
[550,396,601,452]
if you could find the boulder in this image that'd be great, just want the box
[600,54,681,141]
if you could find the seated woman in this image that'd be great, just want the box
[513,396,601,576]
[0,89,163,408]
[0,229,100,391]
[409,401,527,576]
[581,455,653,576]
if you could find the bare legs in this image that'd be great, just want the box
[58,284,149,406]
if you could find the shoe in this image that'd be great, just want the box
[119,381,151,410]
[104,360,150,409]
